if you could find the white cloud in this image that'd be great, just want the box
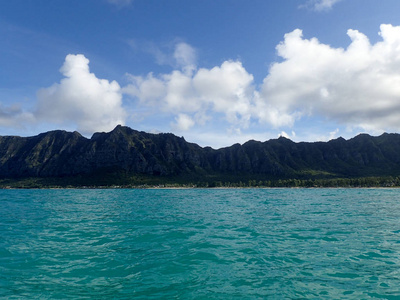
[174,42,197,74]
[172,114,195,131]
[302,0,342,11]
[329,128,339,140]
[24,24,400,148]
[0,103,34,128]
[129,41,197,72]
[36,54,126,135]
[124,25,400,142]
[124,59,256,131]
[279,131,290,139]
[279,130,297,140]
[123,73,166,106]
[261,24,400,133]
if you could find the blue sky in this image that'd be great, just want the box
[2,0,400,148]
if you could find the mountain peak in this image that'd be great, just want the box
[1,126,400,181]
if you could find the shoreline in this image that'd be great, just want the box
[1,185,399,190]
[1,175,399,190]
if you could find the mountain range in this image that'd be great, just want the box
[1,125,400,185]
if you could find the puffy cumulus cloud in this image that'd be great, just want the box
[123,60,256,131]
[125,25,400,139]
[301,0,342,11]
[36,54,126,135]
[261,24,400,133]
[124,41,259,132]
[172,114,195,131]
[124,73,166,106]
[193,61,254,125]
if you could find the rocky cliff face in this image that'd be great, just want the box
[1,125,400,179]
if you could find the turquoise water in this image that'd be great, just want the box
[1,189,400,299]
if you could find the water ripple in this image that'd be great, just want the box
[1,188,400,298]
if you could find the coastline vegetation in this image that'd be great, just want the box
[1,173,400,189]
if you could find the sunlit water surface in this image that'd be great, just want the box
[1,188,400,299]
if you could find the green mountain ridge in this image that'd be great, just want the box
[1,125,400,187]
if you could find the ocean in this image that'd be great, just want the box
[1,188,400,299]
